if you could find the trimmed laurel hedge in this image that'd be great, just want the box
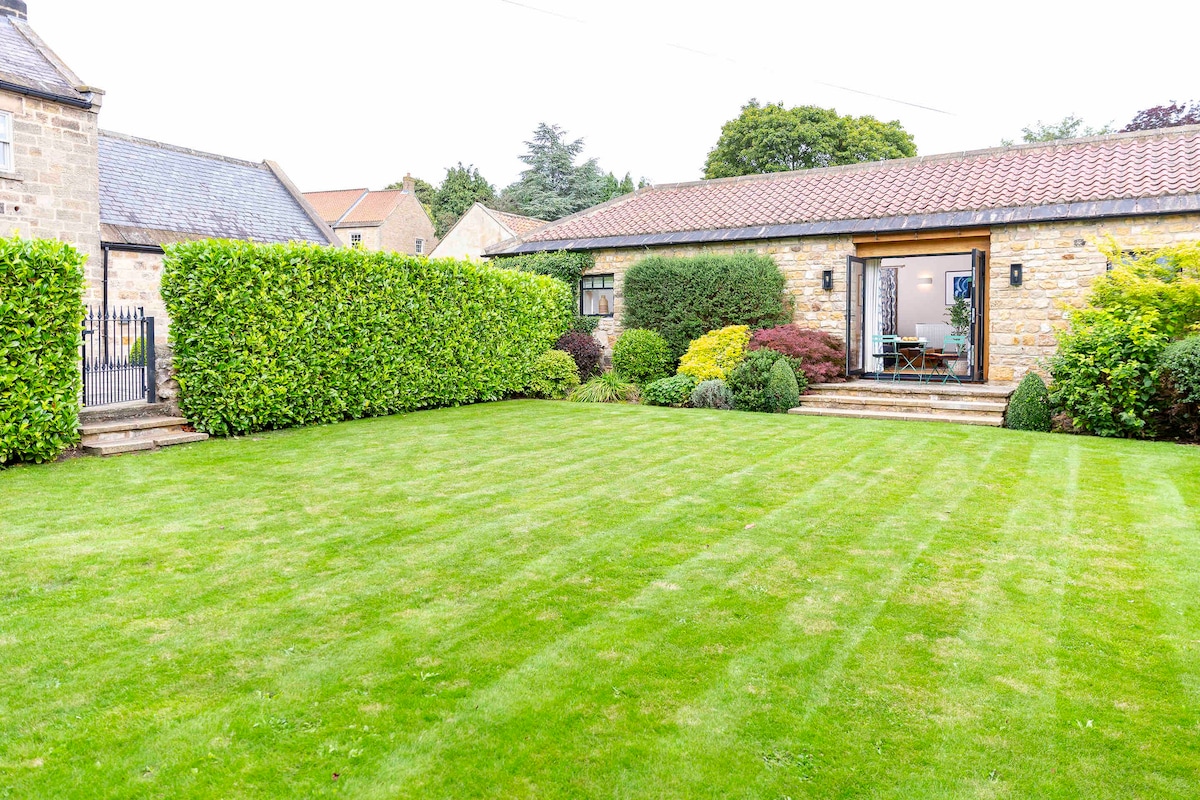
[162,241,571,435]
[0,237,86,464]
[622,253,790,360]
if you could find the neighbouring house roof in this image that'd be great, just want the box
[483,206,547,238]
[302,188,414,228]
[0,15,99,108]
[488,126,1200,254]
[99,131,338,246]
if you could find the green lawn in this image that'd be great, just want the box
[3,401,1200,798]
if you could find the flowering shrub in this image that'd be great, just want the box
[554,331,603,381]
[749,325,845,384]
[677,325,751,382]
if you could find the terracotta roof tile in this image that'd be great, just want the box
[486,207,547,237]
[303,189,369,225]
[515,127,1200,245]
[340,190,406,226]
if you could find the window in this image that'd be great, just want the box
[580,274,615,316]
[0,111,13,173]
[415,238,425,254]
[349,232,362,249]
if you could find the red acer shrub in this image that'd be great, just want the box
[748,324,846,384]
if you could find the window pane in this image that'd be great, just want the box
[0,113,9,140]
[0,142,10,171]
[602,276,614,288]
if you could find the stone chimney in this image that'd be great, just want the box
[0,0,28,19]
[402,173,415,193]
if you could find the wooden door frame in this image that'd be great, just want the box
[852,230,991,382]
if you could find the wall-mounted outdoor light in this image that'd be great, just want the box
[1010,263,1023,286]
[822,270,833,291]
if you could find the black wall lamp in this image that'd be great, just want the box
[1010,263,1023,286]
[822,270,833,291]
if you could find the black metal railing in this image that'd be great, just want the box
[81,306,156,407]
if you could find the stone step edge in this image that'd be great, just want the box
[789,406,1003,427]
[80,416,190,435]
[82,431,209,456]
[801,396,1009,412]
[805,383,1014,399]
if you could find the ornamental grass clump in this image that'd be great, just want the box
[570,371,639,404]
[690,379,735,410]
[527,350,580,399]
[1005,373,1053,432]
[612,329,672,385]
[677,325,751,382]
[641,374,698,407]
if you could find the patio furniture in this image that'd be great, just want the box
[871,335,901,380]
[895,338,929,380]
[928,335,969,384]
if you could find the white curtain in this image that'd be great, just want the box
[863,261,883,372]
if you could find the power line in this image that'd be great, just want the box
[497,0,953,116]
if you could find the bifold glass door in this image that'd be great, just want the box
[845,256,865,376]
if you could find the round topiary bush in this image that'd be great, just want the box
[554,331,603,381]
[767,357,801,413]
[612,329,672,385]
[690,379,734,410]
[642,374,698,407]
[1006,372,1053,432]
[527,349,580,399]
[726,348,807,412]
[677,325,751,382]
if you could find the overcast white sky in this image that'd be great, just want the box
[31,0,1200,193]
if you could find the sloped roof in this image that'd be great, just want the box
[484,206,547,237]
[489,126,1200,254]
[304,188,369,225]
[99,131,335,245]
[0,15,95,107]
[341,190,406,226]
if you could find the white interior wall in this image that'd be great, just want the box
[882,253,973,337]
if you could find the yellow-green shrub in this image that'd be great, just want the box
[677,325,751,381]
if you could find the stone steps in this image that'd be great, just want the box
[79,412,208,456]
[792,380,1015,427]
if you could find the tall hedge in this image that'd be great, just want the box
[0,237,86,464]
[622,253,790,360]
[162,241,571,435]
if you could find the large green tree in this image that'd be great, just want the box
[500,123,609,221]
[703,100,917,179]
[432,163,495,236]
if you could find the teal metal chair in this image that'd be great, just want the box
[931,335,969,384]
[871,335,901,380]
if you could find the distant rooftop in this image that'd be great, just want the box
[303,188,413,228]
[99,131,335,246]
[489,126,1200,254]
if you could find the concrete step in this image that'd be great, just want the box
[801,394,1008,419]
[805,382,1015,401]
[82,438,156,456]
[152,431,209,447]
[82,429,209,456]
[789,405,1004,426]
[79,401,176,424]
[80,415,189,445]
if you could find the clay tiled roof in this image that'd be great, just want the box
[490,127,1200,254]
[304,189,369,225]
[485,207,547,237]
[341,190,406,226]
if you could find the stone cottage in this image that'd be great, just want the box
[1,0,337,409]
[429,202,545,261]
[304,177,437,255]
[487,127,1200,383]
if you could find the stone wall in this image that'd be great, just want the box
[583,212,1200,382]
[379,193,437,255]
[105,248,169,333]
[0,89,101,297]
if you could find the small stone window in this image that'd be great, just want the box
[349,232,362,249]
[580,274,615,316]
[415,238,425,254]
[0,111,13,172]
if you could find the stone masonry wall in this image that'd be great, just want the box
[106,248,170,334]
[0,90,102,297]
[380,193,438,256]
[585,212,1200,382]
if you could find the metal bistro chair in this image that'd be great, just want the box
[930,335,969,384]
[871,334,901,381]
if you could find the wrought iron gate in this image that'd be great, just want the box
[81,306,156,407]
